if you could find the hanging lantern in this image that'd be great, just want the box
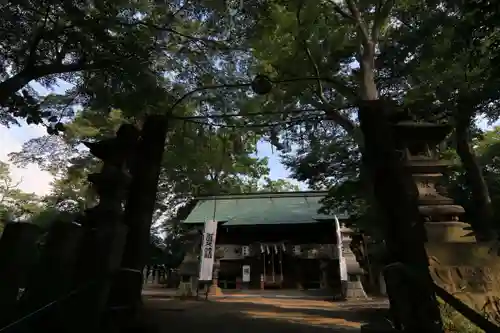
[251,75,273,95]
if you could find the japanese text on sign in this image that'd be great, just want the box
[204,233,214,259]
[199,220,218,281]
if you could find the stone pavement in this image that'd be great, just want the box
[140,287,390,333]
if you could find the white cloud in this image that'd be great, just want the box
[0,79,71,197]
[0,123,53,196]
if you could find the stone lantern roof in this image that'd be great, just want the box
[393,121,452,146]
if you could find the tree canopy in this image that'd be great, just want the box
[3,0,500,240]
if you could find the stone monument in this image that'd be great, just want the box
[393,120,500,319]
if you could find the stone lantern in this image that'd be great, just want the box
[392,121,475,243]
[391,120,500,317]
[177,228,202,297]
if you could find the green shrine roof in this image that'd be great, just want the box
[182,191,349,226]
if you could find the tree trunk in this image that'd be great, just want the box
[455,113,494,238]
[109,114,169,309]
[358,100,443,333]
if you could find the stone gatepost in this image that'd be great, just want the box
[393,120,500,316]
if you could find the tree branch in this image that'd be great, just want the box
[32,60,103,77]
[119,20,233,51]
[328,0,355,20]
[0,61,105,106]
[27,19,49,68]
[295,0,357,133]
[309,99,357,135]
[344,0,371,47]
[372,0,395,42]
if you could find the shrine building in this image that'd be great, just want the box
[181,191,365,296]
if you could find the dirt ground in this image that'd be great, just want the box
[141,295,389,333]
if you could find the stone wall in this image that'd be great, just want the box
[425,224,500,323]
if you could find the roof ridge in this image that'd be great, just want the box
[183,192,350,225]
[193,190,329,200]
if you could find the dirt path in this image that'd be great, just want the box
[141,296,389,333]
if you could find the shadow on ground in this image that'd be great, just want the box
[142,296,389,333]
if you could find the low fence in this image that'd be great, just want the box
[0,220,139,333]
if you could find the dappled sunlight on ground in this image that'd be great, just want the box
[217,297,365,329]
[142,290,388,332]
[217,297,340,310]
[242,309,362,329]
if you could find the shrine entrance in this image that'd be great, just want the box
[260,243,286,288]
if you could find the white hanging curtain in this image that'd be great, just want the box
[335,215,348,282]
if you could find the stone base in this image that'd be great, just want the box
[208,285,223,296]
[346,280,368,299]
[177,281,195,297]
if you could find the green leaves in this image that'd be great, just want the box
[0,161,45,224]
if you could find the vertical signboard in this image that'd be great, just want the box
[198,220,218,281]
[242,265,251,282]
[335,215,348,281]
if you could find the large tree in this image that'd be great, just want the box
[219,0,500,238]
[0,0,241,130]
[0,161,45,230]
